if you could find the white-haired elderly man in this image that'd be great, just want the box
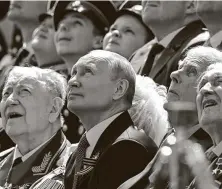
[187,63,222,188]
[0,67,71,189]
[63,50,157,189]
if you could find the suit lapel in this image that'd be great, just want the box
[149,21,206,79]
[78,111,133,186]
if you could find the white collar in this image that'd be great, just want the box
[212,140,222,157]
[210,30,222,48]
[85,112,123,157]
[159,27,185,48]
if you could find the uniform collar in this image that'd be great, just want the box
[13,132,57,162]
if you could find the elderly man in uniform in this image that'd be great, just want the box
[130,0,209,87]
[0,67,70,189]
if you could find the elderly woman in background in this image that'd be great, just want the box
[103,4,154,59]
[129,75,169,146]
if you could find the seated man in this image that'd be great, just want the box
[64,50,157,189]
[118,46,222,189]
[188,63,222,188]
[0,67,70,188]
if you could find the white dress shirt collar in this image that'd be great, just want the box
[210,30,222,48]
[85,112,123,158]
[212,140,222,157]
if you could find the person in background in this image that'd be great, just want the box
[196,1,222,50]
[103,3,154,59]
[130,0,209,87]
[0,66,71,189]
[6,0,47,66]
[53,0,117,74]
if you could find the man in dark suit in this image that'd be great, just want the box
[130,0,209,87]
[0,66,71,189]
[196,1,222,50]
[64,50,157,189]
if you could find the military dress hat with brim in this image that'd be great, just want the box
[53,1,117,34]
[39,0,59,23]
[117,4,151,34]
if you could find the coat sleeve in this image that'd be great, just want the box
[88,139,157,189]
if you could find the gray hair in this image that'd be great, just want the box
[182,46,222,77]
[197,62,222,92]
[85,50,136,105]
[128,75,169,146]
[5,66,67,106]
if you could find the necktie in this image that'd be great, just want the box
[13,48,29,66]
[141,43,164,76]
[72,133,89,189]
[12,157,22,167]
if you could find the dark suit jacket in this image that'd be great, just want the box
[0,128,14,153]
[64,111,158,189]
[0,130,70,189]
[143,20,209,87]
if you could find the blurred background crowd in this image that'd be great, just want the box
[0,0,222,189]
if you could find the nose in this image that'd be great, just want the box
[6,93,19,107]
[199,82,214,97]
[68,76,81,89]
[170,70,181,84]
[58,22,69,32]
[111,29,121,38]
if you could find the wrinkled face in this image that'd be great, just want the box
[142,0,186,26]
[103,14,148,59]
[67,57,116,113]
[55,12,97,57]
[197,68,222,127]
[8,0,47,23]
[168,59,205,103]
[196,1,222,19]
[32,17,57,55]
[1,72,53,138]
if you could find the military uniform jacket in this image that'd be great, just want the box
[142,21,210,87]
[64,111,158,189]
[0,130,70,189]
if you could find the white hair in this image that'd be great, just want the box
[128,75,169,146]
[5,66,67,106]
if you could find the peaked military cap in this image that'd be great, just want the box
[53,1,117,34]
[39,0,59,23]
[117,2,154,37]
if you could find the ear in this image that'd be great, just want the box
[185,0,196,15]
[92,35,103,49]
[49,97,63,123]
[113,79,129,101]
